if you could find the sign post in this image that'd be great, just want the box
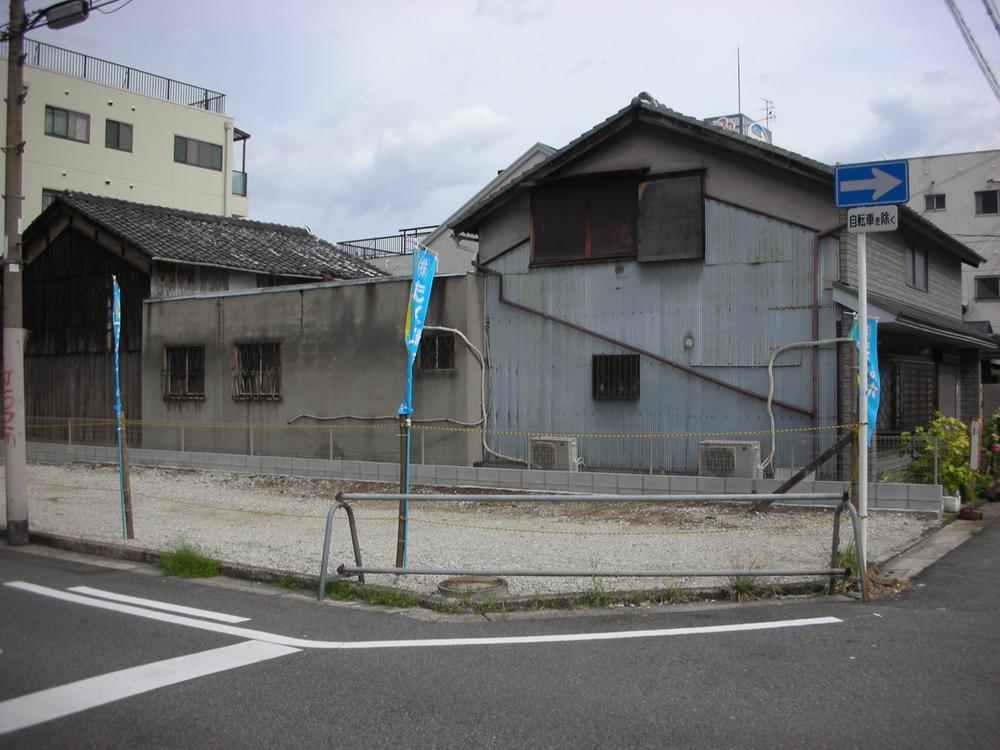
[836,160,909,579]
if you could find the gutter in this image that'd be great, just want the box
[474,262,812,416]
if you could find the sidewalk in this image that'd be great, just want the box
[877,502,1000,581]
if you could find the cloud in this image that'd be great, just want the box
[820,80,1000,161]
[474,0,551,26]
[250,105,513,240]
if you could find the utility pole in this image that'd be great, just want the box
[4,0,29,545]
[4,0,90,545]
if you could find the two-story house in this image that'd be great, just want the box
[448,93,993,476]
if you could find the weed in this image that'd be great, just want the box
[586,575,615,607]
[625,589,646,607]
[834,543,858,573]
[159,545,221,578]
[970,526,982,536]
[471,595,497,617]
[275,576,300,591]
[657,584,690,605]
[724,573,761,602]
[325,581,419,608]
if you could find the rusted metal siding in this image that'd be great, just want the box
[483,199,841,472]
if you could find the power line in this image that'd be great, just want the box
[983,0,1000,38]
[943,0,1000,102]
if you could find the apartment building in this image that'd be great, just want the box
[0,37,249,224]
[905,150,1000,325]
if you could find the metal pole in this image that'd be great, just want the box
[4,0,29,545]
[857,232,869,570]
[394,415,409,567]
[328,428,333,461]
[118,412,134,539]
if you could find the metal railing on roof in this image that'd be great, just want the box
[336,226,436,259]
[0,38,226,114]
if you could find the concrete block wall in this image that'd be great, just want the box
[25,441,942,515]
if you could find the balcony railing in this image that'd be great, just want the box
[232,170,248,197]
[0,38,226,114]
[337,226,436,259]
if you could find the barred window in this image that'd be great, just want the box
[419,332,455,371]
[592,354,640,401]
[163,346,205,400]
[233,342,281,400]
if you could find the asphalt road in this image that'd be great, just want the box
[1,519,998,749]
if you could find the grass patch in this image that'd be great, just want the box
[585,576,615,607]
[656,584,690,605]
[325,581,419,608]
[159,545,221,578]
[834,543,858,573]
[275,576,301,591]
[970,526,982,536]
[724,573,761,602]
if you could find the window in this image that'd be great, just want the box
[532,174,637,264]
[163,346,205,399]
[592,354,640,401]
[975,190,999,215]
[45,105,89,143]
[924,193,946,211]
[419,332,455,371]
[105,119,133,152]
[41,188,60,211]
[530,171,705,266]
[174,135,223,170]
[906,246,928,291]
[233,343,281,400]
[976,276,1000,300]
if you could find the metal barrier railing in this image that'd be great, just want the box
[318,491,867,603]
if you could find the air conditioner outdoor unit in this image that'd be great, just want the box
[529,437,580,471]
[698,440,762,479]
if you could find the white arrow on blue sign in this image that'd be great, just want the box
[834,160,909,208]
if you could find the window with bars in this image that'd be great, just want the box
[162,346,205,399]
[232,343,281,400]
[592,354,640,401]
[418,332,455,371]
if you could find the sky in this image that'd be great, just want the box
[26,0,1000,243]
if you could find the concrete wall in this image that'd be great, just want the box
[905,151,1000,317]
[0,64,248,224]
[141,274,485,465]
[25,440,944,516]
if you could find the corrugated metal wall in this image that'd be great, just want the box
[483,199,841,473]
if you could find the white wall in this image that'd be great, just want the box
[0,64,249,225]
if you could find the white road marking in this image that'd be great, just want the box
[0,640,298,736]
[5,581,842,650]
[68,586,251,623]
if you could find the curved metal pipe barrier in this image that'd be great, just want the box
[317,499,365,601]
[830,498,868,602]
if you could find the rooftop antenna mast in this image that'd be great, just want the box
[737,47,743,135]
[761,97,775,134]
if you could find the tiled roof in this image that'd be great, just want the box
[31,192,383,280]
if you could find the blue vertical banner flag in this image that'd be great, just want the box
[398,246,438,417]
[849,317,880,447]
[395,246,436,568]
[112,276,127,538]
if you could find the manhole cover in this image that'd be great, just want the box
[437,576,508,600]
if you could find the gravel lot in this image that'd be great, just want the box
[1,462,936,597]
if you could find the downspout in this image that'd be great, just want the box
[223,122,231,217]
[474,262,812,416]
[812,223,845,452]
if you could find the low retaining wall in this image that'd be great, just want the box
[24,440,942,515]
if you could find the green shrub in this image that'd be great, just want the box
[900,413,973,495]
[159,545,221,578]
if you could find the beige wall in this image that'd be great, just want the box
[0,64,248,225]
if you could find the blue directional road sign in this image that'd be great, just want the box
[834,160,909,208]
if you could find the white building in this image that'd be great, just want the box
[905,150,1000,327]
[0,38,249,224]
